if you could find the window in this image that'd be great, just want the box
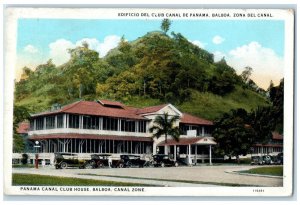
[68,114,79,128]
[36,117,44,130]
[30,119,34,130]
[46,116,55,129]
[179,124,189,135]
[83,115,99,129]
[103,117,118,131]
[121,119,136,132]
[57,114,64,128]
[204,126,212,135]
[138,121,147,133]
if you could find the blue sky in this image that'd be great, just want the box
[17,19,285,89]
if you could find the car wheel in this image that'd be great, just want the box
[127,162,132,168]
[161,162,165,168]
[98,163,104,168]
[85,162,93,169]
[174,162,179,167]
[60,162,68,169]
[119,163,124,168]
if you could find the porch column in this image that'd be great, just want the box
[188,144,191,165]
[209,145,212,165]
[174,145,176,161]
[195,145,197,165]
[164,145,168,155]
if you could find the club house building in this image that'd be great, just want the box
[26,100,216,165]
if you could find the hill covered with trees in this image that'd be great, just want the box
[15,23,270,120]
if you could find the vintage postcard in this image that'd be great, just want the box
[3,8,294,196]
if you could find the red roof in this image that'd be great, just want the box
[272,132,283,140]
[98,99,124,108]
[253,144,283,148]
[29,133,153,142]
[180,113,213,126]
[30,101,212,125]
[157,137,204,146]
[17,122,30,134]
[32,101,146,120]
[136,104,168,115]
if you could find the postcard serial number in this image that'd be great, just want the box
[253,189,265,192]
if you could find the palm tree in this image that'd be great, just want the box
[149,112,180,143]
[160,19,171,34]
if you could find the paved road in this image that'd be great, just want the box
[13,165,283,187]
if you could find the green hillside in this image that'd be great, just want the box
[14,30,270,120]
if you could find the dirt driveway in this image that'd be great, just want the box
[13,165,283,187]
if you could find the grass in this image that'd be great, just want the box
[239,166,283,176]
[80,173,260,187]
[13,164,35,168]
[179,87,269,120]
[12,174,156,186]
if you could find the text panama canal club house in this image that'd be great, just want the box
[25,99,216,164]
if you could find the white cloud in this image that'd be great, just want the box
[98,35,121,57]
[225,41,284,89]
[42,35,122,67]
[75,35,121,57]
[49,39,75,65]
[75,38,100,52]
[191,40,206,49]
[212,35,225,45]
[213,51,226,62]
[23,44,38,54]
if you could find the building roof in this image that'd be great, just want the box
[180,113,213,125]
[272,132,283,140]
[136,104,168,115]
[29,133,153,142]
[253,143,283,148]
[17,122,30,134]
[32,101,146,120]
[97,99,124,108]
[157,137,216,146]
[30,100,213,125]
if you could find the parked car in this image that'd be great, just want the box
[262,155,274,165]
[250,156,264,165]
[273,152,283,165]
[83,154,110,168]
[119,155,146,168]
[152,154,179,167]
[54,153,86,169]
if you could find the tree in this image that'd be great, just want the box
[213,109,256,162]
[250,106,275,144]
[268,79,284,133]
[161,19,171,34]
[13,105,30,153]
[149,112,180,143]
[240,66,253,83]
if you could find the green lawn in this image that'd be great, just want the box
[13,164,35,168]
[240,166,283,176]
[12,174,155,186]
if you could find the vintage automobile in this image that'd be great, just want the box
[84,154,124,168]
[152,154,179,167]
[54,153,86,169]
[251,156,264,165]
[119,154,146,168]
[273,152,283,165]
[262,155,274,165]
[251,155,276,165]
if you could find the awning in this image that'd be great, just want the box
[29,133,153,142]
[157,137,217,146]
[253,144,283,148]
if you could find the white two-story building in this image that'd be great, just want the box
[27,99,216,165]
